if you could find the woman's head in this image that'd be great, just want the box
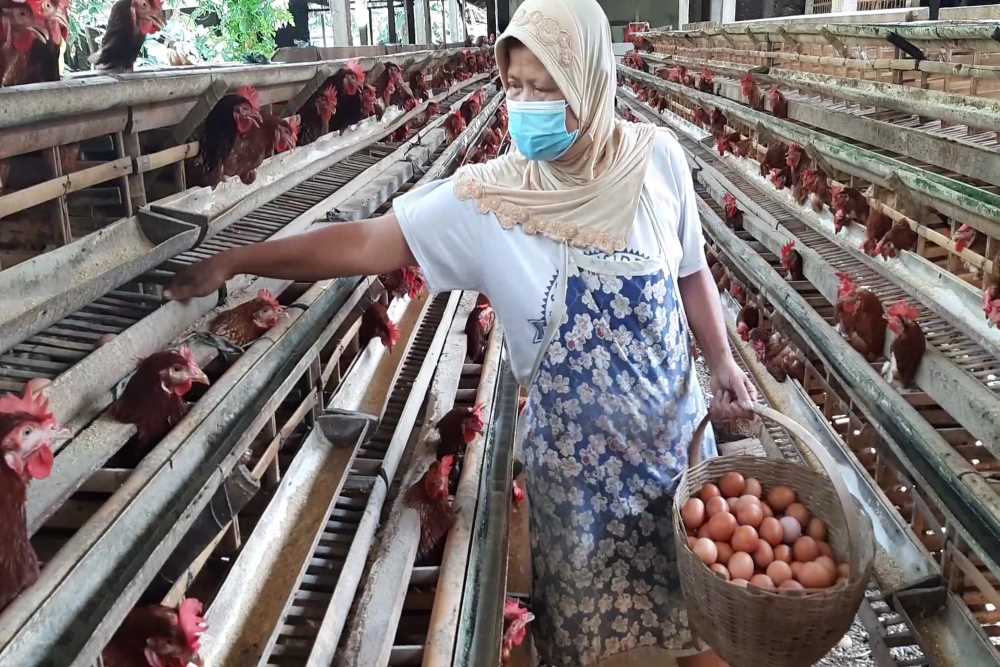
[495,0,617,164]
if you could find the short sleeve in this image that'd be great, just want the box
[662,132,708,277]
[393,177,483,293]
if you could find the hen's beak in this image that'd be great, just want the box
[188,367,210,386]
[47,426,73,442]
[150,13,166,29]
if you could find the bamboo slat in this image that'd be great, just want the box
[0,158,132,220]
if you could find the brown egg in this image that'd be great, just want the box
[700,483,722,501]
[766,560,793,585]
[728,552,755,581]
[710,563,730,580]
[792,536,819,562]
[697,524,713,539]
[815,555,837,575]
[807,517,827,542]
[817,541,833,559]
[719,472,746,498]
[705,496,729,518]
[715,541,734,565]
[707,511,737,542]
[798,561,835,588]
[790,561,804,579]
[737,501,764,528]
[759,517,783,546]
[761,503,774,518]
[753,541,774,570]
[725,497,740,512]
[730,578,750,588]
[773,544,792,563]
[837,563,850,579]
[693,538,718,565]
[779,579,805,592]
[766,485,796,512]
[785,502,811,528]
[681,498,706,530]
[744,478,763,498]
[779,516,802,544]
[731,525,760,553]
[750,574,775,590]
[686,536,698,549]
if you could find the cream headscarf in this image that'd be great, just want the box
[454,0,657,253]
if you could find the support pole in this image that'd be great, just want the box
[487,0,496,36]
[388,0,398,43]
[330,0,353,46]
[405,0,416,44]
[414,0,431,44]
[678,0,689,30]
[447,0,463,43]
[497,0,509,33]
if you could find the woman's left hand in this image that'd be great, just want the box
[709,357,757,420]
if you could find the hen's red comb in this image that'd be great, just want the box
[471,403,485,420]
[781,240,796,259]
[346,59,366,84]
[887,300,920,322]
[0,379,55,427]
[237,86,260,110]
[836,272,856,295]
[255,289,281,308]
[178,598,206,652]
[177,345,197,367]
[438,454,455,479]
[385,320,400,348]
[285,115,301,139]
[322,84,338,103]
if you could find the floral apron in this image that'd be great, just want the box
[520,192,717,666]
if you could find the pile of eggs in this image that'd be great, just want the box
[681,471,849,591]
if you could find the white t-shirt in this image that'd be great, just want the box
[394,130,707,385]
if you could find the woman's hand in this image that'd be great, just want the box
[709,356,757,421]
[164,252,234,302]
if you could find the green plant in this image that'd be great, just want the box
[194,0,293,61]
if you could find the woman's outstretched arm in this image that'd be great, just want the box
[679,266,757,419]
[164,213,415,301]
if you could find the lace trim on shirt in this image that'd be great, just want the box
[454,177,628,254]
[511,7,576,67]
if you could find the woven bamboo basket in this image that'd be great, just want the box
[672,405,875,667]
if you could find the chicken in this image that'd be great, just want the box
[90,0,166,72]
[0,379,67,612]
[777,344,805,383]
[445,112,466,142]
[697,67,714,94]
[984,280,1000,328]
[359,302,400,352]
[297,82,338,146]
[459,96,481,125]
[831,185,869,234]
[953,224,976,254]
[102,598,206,667]
[663,65,685,84]
[736,304,758,342]
[208,289,286,347]
[786,143,806,200]
[185,90,263,189]
[802,168,829,213]
[329,63,365,132]
[710,262,728,291]
[436,403,485,459]
[511,459,526,506]
[723,193,743,231]
[729,280,747,306]
[835,273,886,362]
[111,346,210,455]
[465,297,495,364]
[404,455,455,562]
[781,240,804,281]
[710,108,726,137]
[716,131,745,158]
[222,89,297,185]
[372,61,404,110]
[862,209,892,257]
[379,266,426,302]
[875,219,918,259]
[751,330,790,382]
[622,50,647,72]
[501,598,535,664]
[1,3,50,87]
[884,301,925,388]
[759,142,788,187]
[692,106,709,128]
[741,73,763,110]
[409,69,430,101]
[361,84,383,120]
[768,87,788,119]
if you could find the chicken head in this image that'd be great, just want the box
[462,403,485,444]
[157,347,209,397]
[4,4,49,54]
[131,0,165,36]
[424,455,454,501]
[315,84,338,122]
[0,379,67,482]
[250,289,286,331]
[274,116,300,153]
[233,86,263,136]
[885,301,920,336]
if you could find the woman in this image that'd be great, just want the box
[166,0,755,663]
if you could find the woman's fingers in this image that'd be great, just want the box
[164,258,227,302]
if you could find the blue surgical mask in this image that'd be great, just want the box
[507,99,579,161]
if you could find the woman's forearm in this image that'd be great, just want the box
[678,267,734,371]
[222,214,415,282]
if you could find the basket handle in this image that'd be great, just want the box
[688,405,864,585]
